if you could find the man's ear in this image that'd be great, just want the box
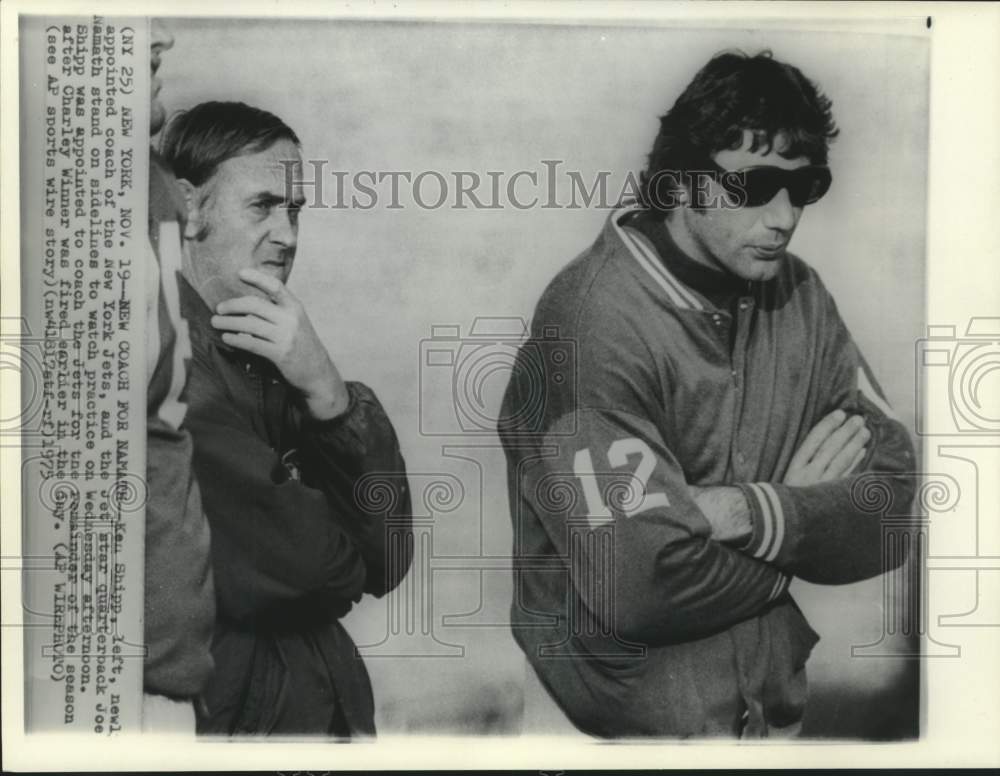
[174,178,201,238]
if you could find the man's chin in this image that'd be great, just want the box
[740,255,785,282]
[259,264,290,283]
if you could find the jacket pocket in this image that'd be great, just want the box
[232,638,288,735]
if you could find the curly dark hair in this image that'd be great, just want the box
[160,101,300,187]
[639,50,839,213]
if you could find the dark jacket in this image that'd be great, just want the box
[179,276,412,736]
[498,205,917,737]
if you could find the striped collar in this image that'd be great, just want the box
[610,204,754,311]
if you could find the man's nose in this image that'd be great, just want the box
[269,208,298,248]
[761,187,800,233]
[151,20,175,53]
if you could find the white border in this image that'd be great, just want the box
[3,1,998,770]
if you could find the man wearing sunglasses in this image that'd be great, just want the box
[498,50,916,738]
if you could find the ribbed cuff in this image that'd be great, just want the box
[736,482,788,563]
[766,571,791,602]
[300,380,361,433]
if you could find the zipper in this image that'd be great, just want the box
[729,286,756,479]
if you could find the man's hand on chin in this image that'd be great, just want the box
[210,267,351,421]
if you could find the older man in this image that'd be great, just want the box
[498,50,917,738]
[161,102,412,736]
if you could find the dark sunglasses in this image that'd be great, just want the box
[705,160,832,208]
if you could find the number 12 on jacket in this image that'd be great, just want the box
[573,437,671,527]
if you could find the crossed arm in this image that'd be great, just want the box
[502,290,916,645]
[690,285,918,584]
[691,407,871,545]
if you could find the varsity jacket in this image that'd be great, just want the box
[178,276,413,736]
[143,152,216,700]
[498,205,917,738]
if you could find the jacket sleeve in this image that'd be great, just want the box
[144,416,216,698]
[298,381,413,598]
[143,205,216,699]
[500,316,789,646]
[184,372,409,625]
[734,285,918,585]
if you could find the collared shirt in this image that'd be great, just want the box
[630,210,749,310]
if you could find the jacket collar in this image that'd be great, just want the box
[177,272,243,357]
[178,272,286,379]
[179,272,219,337]
[629,211,751,307]
[607,204,761,312]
